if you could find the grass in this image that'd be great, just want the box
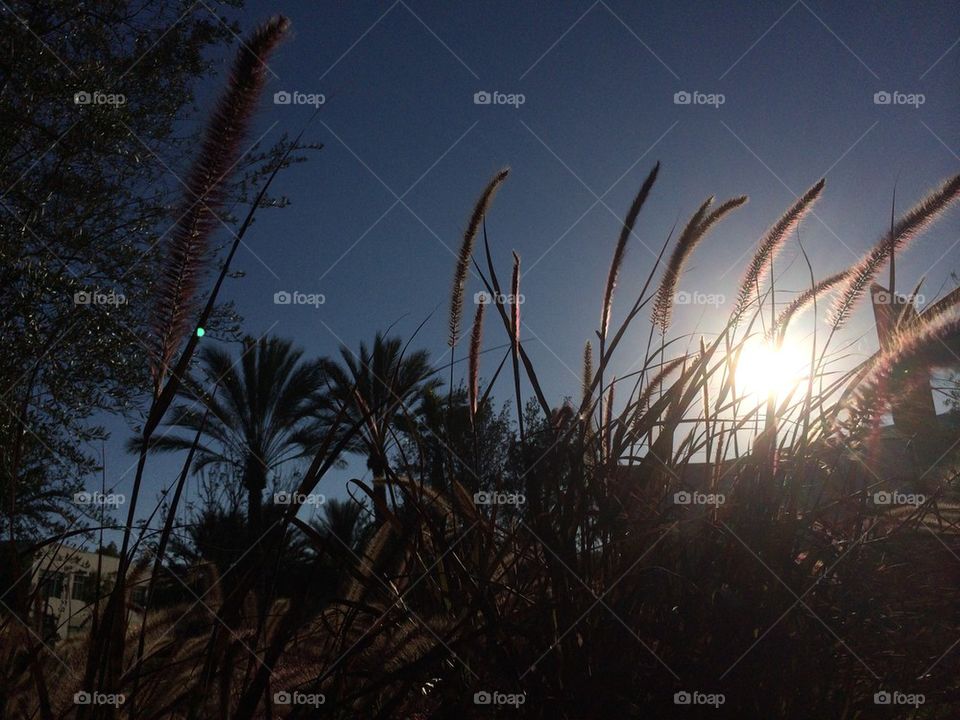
[4,14,960,720]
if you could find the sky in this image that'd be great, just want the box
[90,0,960,533]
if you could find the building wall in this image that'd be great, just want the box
[30,545,145,641]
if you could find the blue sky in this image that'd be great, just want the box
[91,0,960,532]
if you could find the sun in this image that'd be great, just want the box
[734,337,809,400]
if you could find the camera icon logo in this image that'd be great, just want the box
[474,491,491,505]
[473,91,492,105]
[673,91,692,105]
[675,290,691,305]
[474,290,492,304]
[274,291,292,305]
[674,691,692,704]
[74,91,92,105]
[274,91,292,105]
[873,91,891,105]
[872,491,891,505]
[74,691,92,705]
[874,691,891,704]
[674,491,691,505]
[273,691,292,705]
[473,691,492,704]
[274,491,293,505]
[74,291,92,305]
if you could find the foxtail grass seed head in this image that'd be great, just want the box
[830,173,960,329]
[582,341,593,407]
[449,168,510,348]
[652,194,746,332]
[150,16,290,384]
[734,178,825,323]
[601,162,659,339]
[469,302,485,416]
[772,270,849,337]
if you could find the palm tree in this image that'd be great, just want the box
[318,333,439,523]
[312,498,371,547]
[137,335,327,533]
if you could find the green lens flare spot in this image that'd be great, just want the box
[196,327,205,337]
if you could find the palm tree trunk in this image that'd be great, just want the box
[247,485,263,536]
[242,455,268,540]
[373,473,387,524]
[369,454,388,524]
[243,456,269,627]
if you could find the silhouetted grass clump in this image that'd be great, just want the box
[5,15,960,720]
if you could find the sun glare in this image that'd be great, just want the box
[734,337,810,400]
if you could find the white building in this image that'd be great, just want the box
[30,545,147,641]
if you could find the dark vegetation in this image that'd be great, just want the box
[3,5,960,719]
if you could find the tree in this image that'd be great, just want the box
[318,334,440,523]
[159,501,321,606]
[947,372,960,423]
[0,0,251,540]
[397,386,514,495]
[310,497,373,556]
[307,497,374,587]
[137,335,327,533]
